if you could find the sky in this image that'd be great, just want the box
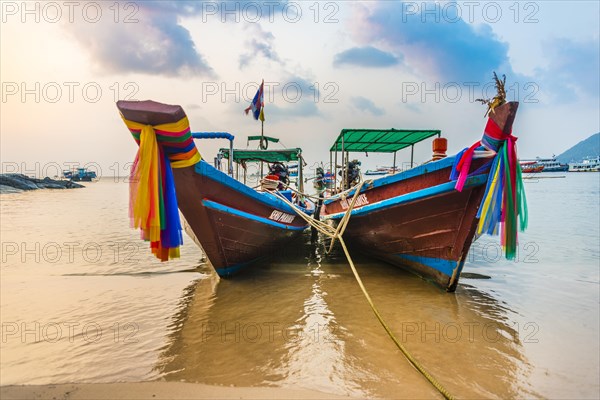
[1,0,599,178]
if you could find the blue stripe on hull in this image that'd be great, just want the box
[394,254,457,277]
[323,155,458,206]
[195,160,312,216]
[202,199,306,231]
[326,174,487,220]
[215,259,263,277]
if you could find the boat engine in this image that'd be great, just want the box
[314,166,325,192]
[268,162,290,189]
[340,159,361,189]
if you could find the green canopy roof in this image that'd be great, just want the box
[219,148,301,163]
[329,129,441,153]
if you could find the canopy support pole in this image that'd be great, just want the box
[229,140,234,177]
[260,120,265,179]
[346,151,350,189]
[341,135,346,190]
[298,152,304,197]
[411,144,415,168]
[393,151,397,172]
[334,150,338,192]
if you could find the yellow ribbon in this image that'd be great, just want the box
[131,124,162,242]
[476,162,500,235]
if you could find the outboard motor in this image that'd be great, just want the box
[268,162,290,189]
[339,159,361,189]
[314,166,325,192]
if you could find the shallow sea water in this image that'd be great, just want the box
[1,173,598,398]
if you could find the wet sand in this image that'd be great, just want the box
[0,382,352,400]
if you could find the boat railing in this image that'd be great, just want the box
[191,132,235,176]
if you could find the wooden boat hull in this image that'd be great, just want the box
[173,161,308,276]
[322,101,519,291]
[322,157,487,291]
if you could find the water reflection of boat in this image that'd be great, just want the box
[155,236,535,398]
[117,100,314,276]
[156,261,321,388]
[154,274,219,376]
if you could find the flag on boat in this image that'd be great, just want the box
[245,80,265,122]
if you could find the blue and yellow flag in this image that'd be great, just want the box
[244,80,265,121]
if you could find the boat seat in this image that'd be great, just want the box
[278,190,293,202]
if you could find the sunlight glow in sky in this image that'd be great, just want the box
[1,1,598,176]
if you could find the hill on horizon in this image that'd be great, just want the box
[556,133,600,163]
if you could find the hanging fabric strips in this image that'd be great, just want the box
[453,116,528,259]
[121,115,201,261]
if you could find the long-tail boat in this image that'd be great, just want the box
[320,77,528,292]
[117,100,313,277]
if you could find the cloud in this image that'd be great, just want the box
[349,2,511,83]
[267,101,321,119]
[351,96,385,116]
[62,1,290,77]
[259,74,323,120]
[62,3,214,77]
[404,103,422,114]
[537,37,600,101]
[283,75,320,99]
[333,46,400,68]
[239,25,282,69]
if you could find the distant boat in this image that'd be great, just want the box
[364,166,399,176]
[519,161,544,173]
[568,156,600,172]
[520,156,568,172]
[62,167,97,182]
[313,168,335,193]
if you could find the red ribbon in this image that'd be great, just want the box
[454,117,517,192]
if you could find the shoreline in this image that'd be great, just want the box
[0,382,353,400]
[0,173,85,192]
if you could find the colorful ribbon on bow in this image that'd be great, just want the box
[122,116,201,261]
[453,118,528,259]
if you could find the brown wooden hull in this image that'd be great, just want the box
[173,161,308,276]
[321,101,519,291]
[322,159,487,291]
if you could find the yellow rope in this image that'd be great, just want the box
[271,184,456,400]
[337,236,455,400]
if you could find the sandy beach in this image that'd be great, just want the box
[1,382,352,400]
